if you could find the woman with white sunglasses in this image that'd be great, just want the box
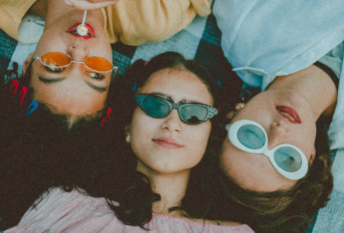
[206,64,337,232]
[205,1,343,231]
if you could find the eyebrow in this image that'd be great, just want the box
[39,76,65,83]
[85,82,107,93]
[38,76,107,93]
[150,92,204,104]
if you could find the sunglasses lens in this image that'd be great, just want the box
[41,52,71,67]
[143,96,169,118]
[274,147,302,172]
[180,105,208,124]
[85,57,113,72]
[237,124,265,149]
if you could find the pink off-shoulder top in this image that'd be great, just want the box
[5,188,254,233]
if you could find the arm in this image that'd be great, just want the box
[64,0,119,10]
[0,0,37,41]
[103,0,212,45]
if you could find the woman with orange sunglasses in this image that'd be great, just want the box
[0,0,212,125]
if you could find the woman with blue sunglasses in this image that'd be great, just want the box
[6,52,254,232]
[206,62,337,232]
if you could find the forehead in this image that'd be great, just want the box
[140,68,213,105]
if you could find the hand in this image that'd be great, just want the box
[65,0,119,10]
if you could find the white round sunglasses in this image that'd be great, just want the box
[225,119,308,180]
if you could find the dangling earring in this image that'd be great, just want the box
[240,104,245,109]
[125,135,131,143]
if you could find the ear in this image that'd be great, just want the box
[226,102,245,120]
[22,52,34,75]
[309,147,316,165]
[124,124,131,143]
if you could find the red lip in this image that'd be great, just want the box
[66,23,95,39]
[152,137,183,149]
[276,106,301,124]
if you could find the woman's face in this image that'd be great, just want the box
[130,68,213,175]
[23,10,113,122]
[220,90,317,192]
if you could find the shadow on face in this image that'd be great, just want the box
[21,10,114,124]
[130,68,214,175]
[220,90,317,192]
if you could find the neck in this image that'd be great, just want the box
[136,162,191,216]
[268,65,337,120]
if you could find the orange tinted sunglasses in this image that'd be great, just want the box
[35,52,118,74]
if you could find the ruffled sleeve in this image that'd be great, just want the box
[9,188,112,232]
[5,188,255,233]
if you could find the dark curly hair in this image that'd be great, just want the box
[65,51,222,228]
[206,84,334,233]
[0,69,69,229]
[1,52,221,230]
[0,61,109,230]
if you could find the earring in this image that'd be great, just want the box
[235,103,245,110]
[125,135,131,143]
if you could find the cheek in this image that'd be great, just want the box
[220,138,234,172]
[130,109,153,152]
[289,123,316,151]
[96,42,113,62]
[35,31,66,54]
[219,138,249,176]
[187,122,212,158]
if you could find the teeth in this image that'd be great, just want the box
[281,111,296,121]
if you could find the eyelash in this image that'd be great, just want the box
[89,73,105,80]
[45,66,63,73]
[44,67,104,80]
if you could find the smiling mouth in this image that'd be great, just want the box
[276,106,301,124]
[152,138,183,149]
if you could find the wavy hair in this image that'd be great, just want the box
[0,66,70,230]
[0,62,108,230]
[66,52,221,228]
[206,84,333,233]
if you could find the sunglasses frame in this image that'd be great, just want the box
[225,119,308,180]
[134,94,218,125]
[34,52,118,74]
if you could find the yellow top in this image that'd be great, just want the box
[0,0,38,42]
[0,0,211,45]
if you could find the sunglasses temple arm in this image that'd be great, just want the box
[225,124,231,131]
[113,66,119,78]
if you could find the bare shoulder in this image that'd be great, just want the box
[201,219,243,226]
[179,213,243,226]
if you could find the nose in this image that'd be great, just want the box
[267,119,289,149]
[67,43,89,62]
[161,109,182,133]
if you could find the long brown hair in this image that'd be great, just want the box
[64,51,221,228]
[207,86,333,233]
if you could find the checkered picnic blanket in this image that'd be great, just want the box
[0,9,342,233]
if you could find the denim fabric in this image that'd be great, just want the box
[213,0,344,90]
